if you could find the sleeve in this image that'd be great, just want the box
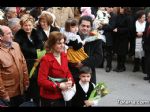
[102,14,117,32]
[21,50,29,89]
[0,63,9,100]
[61,84,76,101]
[81,39,103,68]
[38,56,59,90]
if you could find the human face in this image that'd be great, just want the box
[40,19,49,30]
[79,73,91,84]
[106,7,113,13]
[70,25,78,33]
[1,26,13,43]
[120,7,124,14]
[11,24,21,35]
[52,38,65,53]
[139,14,146,23]
[79,20,91,35]
[6,11,17,19]
[22,21,33,34]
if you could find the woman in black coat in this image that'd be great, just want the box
[36,11,59,44]
[113,7,133,72]
[15,14,44,106]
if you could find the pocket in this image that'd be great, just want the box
[2,60,13,68]
[4,79,15,87]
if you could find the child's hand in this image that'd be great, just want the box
[84,100,94,107]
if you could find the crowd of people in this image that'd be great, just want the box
[0,7,150,107]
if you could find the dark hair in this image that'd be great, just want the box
[136,10,145,20]
[65,18,78,32]
[45,31,66,51]
[79,66,92,75]
[79,16,93,27]
[0,28,4,36]
[118,7,131,15]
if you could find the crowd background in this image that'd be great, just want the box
[0,7,150,107]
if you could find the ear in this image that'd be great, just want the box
[0,35,2,41]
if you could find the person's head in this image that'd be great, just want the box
[45,31,66,53]
[105,7,114,13]
[78,16,93,36]
[38,11,53,29]
[119,7,131,15]
[0,25,13,47]
[8,18,21,35]
[20,14,35,34]
[5,7,17,19]
[79,66,92,84]
[65,18,78,33]
[136,10,146,23]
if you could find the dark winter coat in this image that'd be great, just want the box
[14,29,44,79]
[37,26,60,43]
[114,14,132,55]
[102,12,117,46]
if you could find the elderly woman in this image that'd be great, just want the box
[36,11,59,44]
[7,17,21,36]
[14,14,44,106]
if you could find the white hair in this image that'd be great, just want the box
[8,18,20,28]
[5,7,17,12]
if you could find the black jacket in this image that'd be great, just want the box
[102,12,117,46]
[15,29,44,79]
[114,14,132,55]
[37,25,60,43]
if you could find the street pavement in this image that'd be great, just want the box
[96,60,150,107]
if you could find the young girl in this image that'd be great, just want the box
[62,18,100,64]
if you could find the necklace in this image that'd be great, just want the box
[53,52,60,57]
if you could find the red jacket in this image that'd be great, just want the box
[38,52,74,100]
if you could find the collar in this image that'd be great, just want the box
[0,42,15,52]
[79,80,89,86]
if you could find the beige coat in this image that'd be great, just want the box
[0,42,29,99]
[47,7,74,28]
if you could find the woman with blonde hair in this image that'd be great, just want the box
[15,14,44,106]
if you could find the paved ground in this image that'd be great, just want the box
[96,60,150,107]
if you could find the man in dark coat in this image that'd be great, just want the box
[68,16,103,84]
[101,7,117,72]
